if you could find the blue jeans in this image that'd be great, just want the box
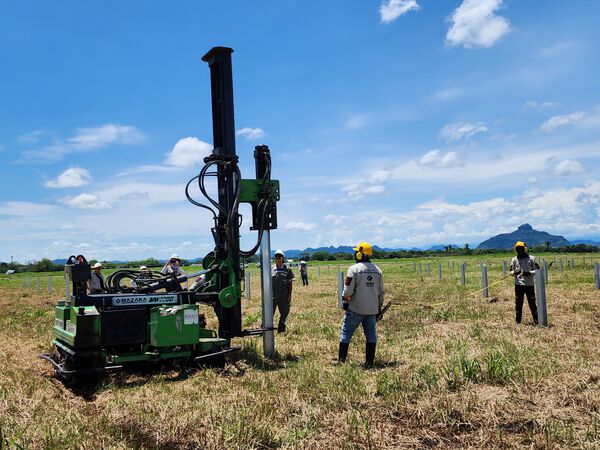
[340,310,377,344]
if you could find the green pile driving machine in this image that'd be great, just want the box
[40,47,279,382]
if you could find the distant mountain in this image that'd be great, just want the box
[569,239,600,246]
[477,224,570,250]
[283,245,394,258]
[427,244,461,251]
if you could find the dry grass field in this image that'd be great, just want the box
[1,255,600,449]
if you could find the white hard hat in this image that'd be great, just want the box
[170,253,180,260]
[274,249,285,258]
[139,265,148,270]
[92,262,102,269]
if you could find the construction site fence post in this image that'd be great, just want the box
[427,263,431,276]
[337,271,344,309]
[48,276,52,295]
[481,266,489,298]
[543,260,548,283]
[317,265,321,277]
[559,258,563,273]
[595,262,600,290]
[419,262,422,273]
[22,276,26,288]
[36,276,40,292]
[438,263,442,280]
[461,263,466,287]
[535,269,548,327]
[502,260,507,276]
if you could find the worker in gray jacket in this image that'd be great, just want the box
[338,241,384,367]
[272,249,295,333]
[510,241,539,324]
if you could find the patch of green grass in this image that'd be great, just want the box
[484,351,516,385]
[243,313,259,326]
[376,371,406,396]
[443,346,481,389]
[433,309,452,321]
[414,364,439,390]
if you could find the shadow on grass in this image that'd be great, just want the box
[232,340,299,372]
[47,359,223,400]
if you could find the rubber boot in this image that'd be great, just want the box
[338,342,349,363]
[364,343,376,368]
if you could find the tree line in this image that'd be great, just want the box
[2,244,597,273]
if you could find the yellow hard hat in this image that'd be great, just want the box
[514,241,527,252]
[353,242,373,259]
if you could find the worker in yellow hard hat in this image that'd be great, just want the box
[338,241,385,367]
[509,241,540,324]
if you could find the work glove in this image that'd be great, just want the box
[522,271,531,276]
[343,302,349,311]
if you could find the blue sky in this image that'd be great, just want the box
[1,0,600,263]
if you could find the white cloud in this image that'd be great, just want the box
[539,111,586,132]
[324,214,348,226]
[236,127,265,140]
[285,221,317,232]
[537,41,575,58]
[342,183,385,200]
[115,165,180,177]
[446,0,510,48]
[432,88,462,102]
[439,121,487,142]
[45,166,92,188]
[164,137,212,167]
[345,115,368,130]
[17,130,45,144]
[0,201,57,217]
[524,100,560,111]
[527,177,538,184]
[371,170,391,183]
[419,150,462,168]
[61,193,111,210]
[69,124,144,150]
[21,124,144,161]
[555,160,584,176]
[379,0,419,23]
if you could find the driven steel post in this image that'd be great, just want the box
[260,232,274,357]
[535,269,548,326]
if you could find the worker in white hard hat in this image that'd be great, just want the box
[161,254,185,276]
[130,265,152,287]
[272,249,295,333]
[161,253,186,291]
[88,262,106,294]
[299,260,309,286]
[510,241,540,324]
[338,242,385,367]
